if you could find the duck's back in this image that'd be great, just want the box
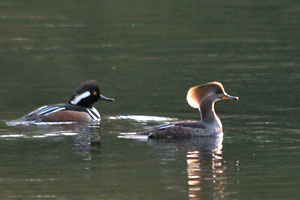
[137,120,218,139]
[12,104,98,123]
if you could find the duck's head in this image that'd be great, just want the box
[186,81,238,109]
[69,80,115,108]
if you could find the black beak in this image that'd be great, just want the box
[100,94,115,102]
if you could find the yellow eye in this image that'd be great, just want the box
[93,91,97,96]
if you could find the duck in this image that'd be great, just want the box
[129,82,238,139]
[10,80,114,124]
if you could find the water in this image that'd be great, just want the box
[0,0,299,199]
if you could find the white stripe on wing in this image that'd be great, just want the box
[43,107,66,116]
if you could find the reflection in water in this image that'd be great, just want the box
[1,121,102,181]
[1,121,102,159]
[145,135,227,199]
[186,137,226,200]
[0,122,103,197]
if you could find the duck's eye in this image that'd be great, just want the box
[216,89,222,94]
[93,91,98,96]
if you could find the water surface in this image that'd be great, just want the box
[0,0,299,199]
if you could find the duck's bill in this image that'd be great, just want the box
[100,95,115,102]
[221,94,239,101]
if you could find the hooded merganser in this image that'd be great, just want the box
[125,82,238,139]
[11,80,114,123]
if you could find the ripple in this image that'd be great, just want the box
[109,115,177,122]
[6,120,76,126]
[0,134,24,138]
[0,131,79,139]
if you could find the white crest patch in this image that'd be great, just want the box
[70,91,91,105]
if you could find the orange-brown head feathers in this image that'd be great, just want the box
[186,82,238,108]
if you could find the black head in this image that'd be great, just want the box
[68,80,114,108]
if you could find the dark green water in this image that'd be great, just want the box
[0,0,299,199]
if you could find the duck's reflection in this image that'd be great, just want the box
[147,135,226,200]
[2,121,103,182]
[39,123,102,180]
[186,136,226,199]
[49,122,102,159]
[3,121,102,158]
